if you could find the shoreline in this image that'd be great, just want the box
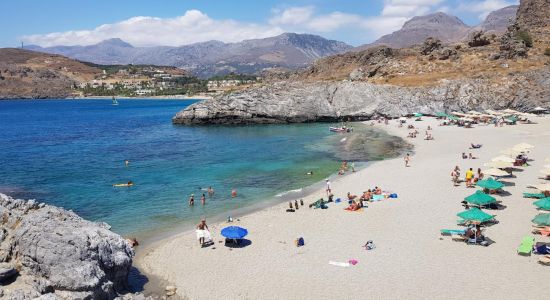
[136,115,550,299]
[71,95,213,100]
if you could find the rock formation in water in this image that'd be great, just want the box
[0,193,140,300]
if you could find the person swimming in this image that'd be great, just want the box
[306,171,313,175]
[231,188,237,198]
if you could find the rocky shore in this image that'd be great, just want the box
[172,66,549,125]
[0,193,150,300]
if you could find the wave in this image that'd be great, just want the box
[275,188,303,197]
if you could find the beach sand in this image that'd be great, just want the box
[137,116,550,300]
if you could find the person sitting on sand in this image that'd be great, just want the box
[346,200,360,211]
[196,219,211,247]
[347,192,357,200]
[374,186,382,195]
[462,152,468,159]
[470,143,482,149]
[189,194,195,206]
[469,153,477,159]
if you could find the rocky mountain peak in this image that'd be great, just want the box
[96,38,134,48]
[402,12,468,30]
[478,5,519,33]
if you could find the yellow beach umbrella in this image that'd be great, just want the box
[514,143,534,149]
[484,161,513,168]
[491,156,515,163]
[483,168,509,177]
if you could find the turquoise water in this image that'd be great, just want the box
[0,99,405,237]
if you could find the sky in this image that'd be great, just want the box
[1,0,518,48]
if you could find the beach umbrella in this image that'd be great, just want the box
[531,107,547,112]
[464,191,497,206]
[468,110,481,115]
[514,143,534,150]
[532,183,550,192]
[533,198,550,211]
[540,169,550,176]
[452,111,465,116]
[457,208,495,223]
[491,156,515,163]
[484,161,513,168]
[476,177,504,190]
[399,117,407,121]
[532,213,550,226]
[501,108,519,114]
[500,148,524,156]
[413,113,423,117]
[483,168,509,177]
[221,226,248,239]
[435,112,447,117]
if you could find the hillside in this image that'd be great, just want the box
[26,33,353,78]
[0,48,99,99]
[357,7,518,50]
[173,0,549,125]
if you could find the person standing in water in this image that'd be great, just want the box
[207,186,214,197]
[201,193,206,205]
[231,188,237,198]
[124,160,129,167]
[189,194,195,206]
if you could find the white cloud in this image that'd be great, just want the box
[457,0,518,20]
[21,10,285,47]
[269,6,315,26]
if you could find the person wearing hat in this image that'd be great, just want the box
[189,194,195,206]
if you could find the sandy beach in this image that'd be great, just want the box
[137,116,550,300]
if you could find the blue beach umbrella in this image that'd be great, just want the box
[221,226,248,239]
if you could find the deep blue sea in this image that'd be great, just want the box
[0,99,405,238]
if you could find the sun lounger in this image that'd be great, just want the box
[532,227,550,236]
[440,229,467,235]
[517,236,535,256]
[523,192,546,199]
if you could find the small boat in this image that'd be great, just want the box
[111,96,119,106]
[329,126,351,133]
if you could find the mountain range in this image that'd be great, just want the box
[24,6,518,78]
[26,33,352,78]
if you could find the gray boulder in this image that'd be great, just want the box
[0,193,135,299]
[420,37,442,55]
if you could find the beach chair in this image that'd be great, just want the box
[523,192,546,199]
[532,227,550,236]
[517,236,535,256]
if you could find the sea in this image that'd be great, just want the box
[0,99,407,240]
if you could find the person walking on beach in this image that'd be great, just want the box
[404,153,411,167]
[201,193,206,205]
[189,194,195,206]
[325,179,332,195]
[196,219,210,247]
[207,186,214,197]
[451,166,461,186]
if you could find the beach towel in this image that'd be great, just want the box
[372,195,385,201]
[440,229,467,235]
[196,229,211,241]
[329,261,350,267]
[517,236,535,255]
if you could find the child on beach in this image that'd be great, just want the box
[465,168,474,187]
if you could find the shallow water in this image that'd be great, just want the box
[0,99,406,237]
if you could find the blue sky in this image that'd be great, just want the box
[1,0,518,47]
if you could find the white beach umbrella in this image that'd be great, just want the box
[532,183,550,192]
[500,148,523,156]
[483,168,509,177]
[491,156,515,163]
[468,111,481,115]
[452,111,465,116]
[501,108,519,114]
[531,107,547,112]
[514,143,534,149]
[540,169,550,176]
[484,161,513,168]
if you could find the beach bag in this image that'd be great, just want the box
[390,193,398,198]
[295,237,305,247]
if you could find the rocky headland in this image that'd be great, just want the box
[0,193,149,300]
[173,0,550,125]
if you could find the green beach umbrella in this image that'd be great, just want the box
[476,177,504,190]
[533,198,550,211]
[532,213,550,226]
[413,113,423,117]
[464,190,497,206]
[457,208,495,223]
[435,112,447,117]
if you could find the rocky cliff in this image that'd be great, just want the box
[0,193,136,299]
[173,66,549,124]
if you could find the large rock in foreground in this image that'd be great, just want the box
[0,193,134,299]
[173,67,549,125]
